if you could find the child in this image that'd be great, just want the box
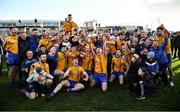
[145,52,159,84]
[126,54,142,91]
[136,67,155,100]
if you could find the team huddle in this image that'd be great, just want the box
[1,14,174,101]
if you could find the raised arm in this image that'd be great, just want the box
[103,41,108,55]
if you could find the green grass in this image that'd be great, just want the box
[0,58,180,111]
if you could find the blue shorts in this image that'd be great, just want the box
[93,73,107,83]
[86,70,93,76]
[6,52,19,65]
[68,80,78,88]
[112,71,124,77]
[166,54,172,64]
[61,68,67,73]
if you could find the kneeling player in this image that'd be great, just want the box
[109,50,129,85]
[90,42,108,91]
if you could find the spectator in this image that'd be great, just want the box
[126,54,143,91]
[135,67,155,100]
[21,50,37,85]
[18,31,29,82]
[173,31,180,60]
[29,28,40,56]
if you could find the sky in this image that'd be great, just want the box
[0,0,180,31]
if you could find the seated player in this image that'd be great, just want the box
[48,57,89,98]
[20,67,53,100]
[20,52,54,100]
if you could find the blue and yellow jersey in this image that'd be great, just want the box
[85,42,95,50]
[67,66,85,82]
[67,51,79,67]
[107,40,116,53]
[39,36,52,49]
[122,50,131,65]
[115,38,123,50]
[155,35,171,54]
[112,57,128,72]
[81,53,93,70]
[62,21,78,33]
[4,35,18,54]
[29,62,49,75]
[57,52,67,71]
[94,54,107,74]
